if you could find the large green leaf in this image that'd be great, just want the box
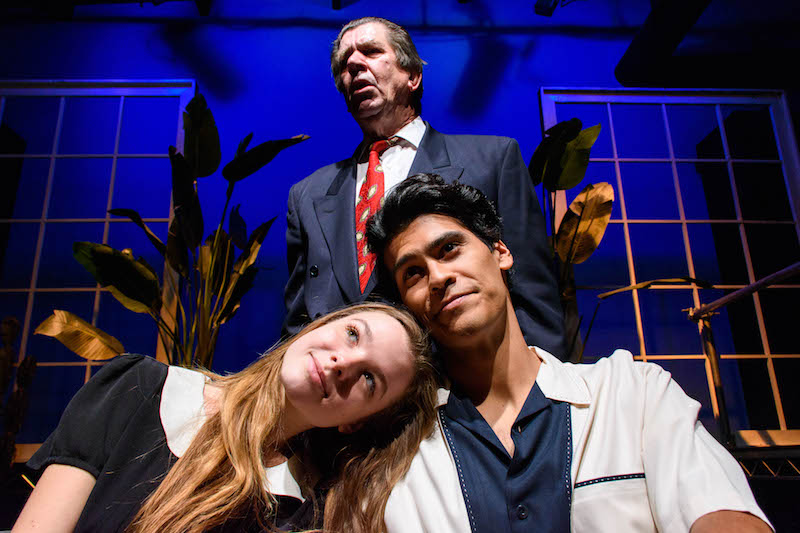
[166,217,190,279]
[183,93,221,178]
[222,134,309,183]
[108,208,166,256]
[169,147,204,250]
[35,310,124,360]
[529,118,582,189]
[555,124,602,191]
[556,182,614,264]
[73,242,162,313]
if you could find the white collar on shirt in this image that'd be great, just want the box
[355,116,426,161]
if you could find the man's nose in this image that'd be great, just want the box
[346,52,367,73]
[428,262,454,293]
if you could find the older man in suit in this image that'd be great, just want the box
[283,16,565,356]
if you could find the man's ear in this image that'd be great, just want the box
[494,240,514,271]
[408,70,422,93]
[338,421,364,434]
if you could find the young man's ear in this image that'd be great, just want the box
[338,421,364,434]
[493,240,514,271]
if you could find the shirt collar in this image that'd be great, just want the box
[435,346,591,408]
[354,116,426,161]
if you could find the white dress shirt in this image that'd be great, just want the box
[354,116,427,208]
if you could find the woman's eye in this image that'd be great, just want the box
[363,372,376,394]
[346,325,359,343]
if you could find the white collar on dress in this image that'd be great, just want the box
[160,365,304,501]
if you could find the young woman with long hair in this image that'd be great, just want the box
[14,302,439,533]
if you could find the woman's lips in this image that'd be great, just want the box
[307,355,328,398]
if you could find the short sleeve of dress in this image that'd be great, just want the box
[28,354,168,479]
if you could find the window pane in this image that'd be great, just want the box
[48,158,113,219]
[96,292,159,357]
[16,365,87,442]
[577,288,639,360]
[1,97,60,154]
[639,289,701,355]
[554,103,613,158]
[759,289,800,354]
[735,359,780,429]
[27,291,95,363]
[629,224,689,281]
[611,104,669,158]
[118,96,180,154]
[666,104,724,159]
[687,224,749,285]
[721,105,779,160]
[112,158,171,218]
[773,358,800,428]
[745,224,800,283]
[58,97,119,154]
[719,359,751,433]
[37,222,104,288]
[701,289,763,355]
[677,162,735,220]
[573,223,629,286]
[620,163,679,219]
[733,163,793,221]
[0,222,38,288]
[3,158,50,219]
[0,292,28,333]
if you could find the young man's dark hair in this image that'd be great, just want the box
[366,172,502,260]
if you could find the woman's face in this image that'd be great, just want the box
[280,310,416,432]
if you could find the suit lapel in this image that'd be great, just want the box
[313,162,362,302]
[409,123,465,183]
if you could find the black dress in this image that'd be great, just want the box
[28,354,313,532]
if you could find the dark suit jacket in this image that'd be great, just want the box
[283,123,565,356]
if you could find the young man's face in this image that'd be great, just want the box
[383,214,513,349]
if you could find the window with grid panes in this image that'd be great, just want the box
[540,89,800,444]
[0,80,193,457]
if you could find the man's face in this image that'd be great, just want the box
[335,22,420,121]
[383,214,514,349]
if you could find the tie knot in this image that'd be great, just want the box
[370,138,395,155]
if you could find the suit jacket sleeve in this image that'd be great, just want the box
[496,139,565,356]
[284,182,308,336]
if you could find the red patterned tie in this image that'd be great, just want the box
[356,139,392,293]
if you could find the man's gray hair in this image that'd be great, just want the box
[330,16,425,114]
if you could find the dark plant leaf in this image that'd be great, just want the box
[554,124,602,191]
[235,132,254,159]
[217,266,258,325]
[73,242,162,313]
[556,182,614,264]
[169,147,204,250]
[166,217,190,279]
[201,229,235,295]
[1,316,21,346]
[108,208,166,257]
[35,309,124,360]
[528,136,555,187]
[222,134,309,183]
[233,217,275,274]
[229,204,247,250]
[598,277,713,299]
[539,118,583,191]
[183,93,221,178]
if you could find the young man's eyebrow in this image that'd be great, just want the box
[391,230,465,277]
[354,317,387,397]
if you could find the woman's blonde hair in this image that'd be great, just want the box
[128,301,439,533]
